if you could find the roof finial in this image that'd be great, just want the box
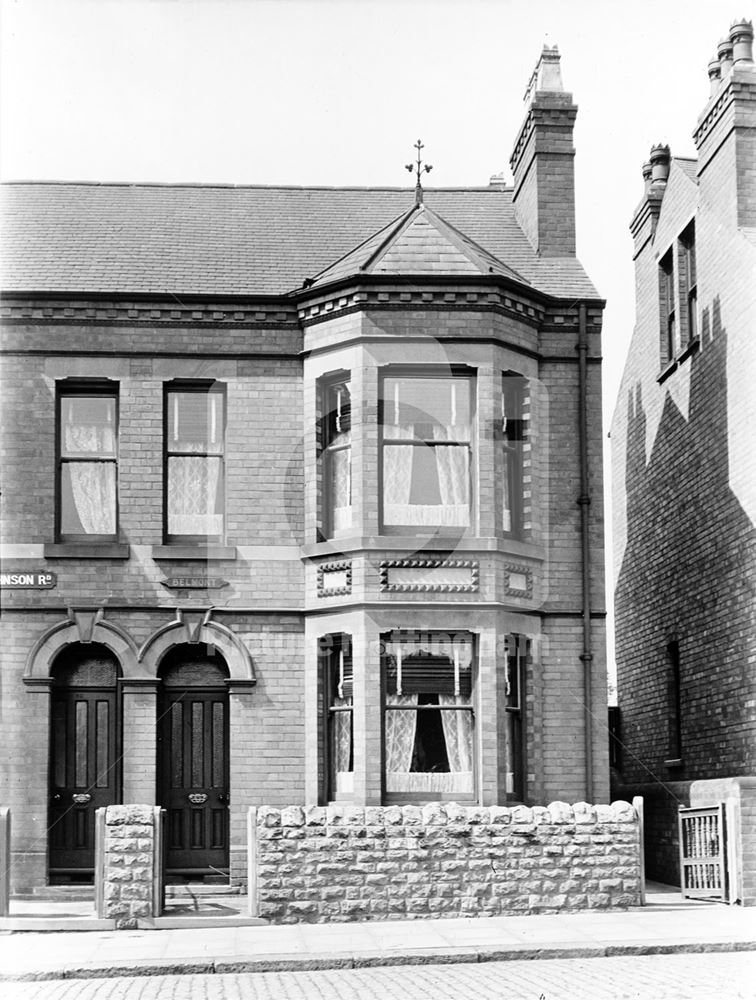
[406,139,433,204]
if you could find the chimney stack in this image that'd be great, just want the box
[695,19,756,229]
[510,46,577,257]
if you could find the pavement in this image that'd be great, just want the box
[0,883,754,982]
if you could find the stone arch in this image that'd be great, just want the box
[138,608,256,685]
[24,607,140,684]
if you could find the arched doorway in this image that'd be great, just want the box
[157,645,230,881]
[49,643,121,882]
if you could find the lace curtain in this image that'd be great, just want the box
[65,464,116,534]
[332,699,353,794]
[63,411,117,535]
[438,696,474,793]
[329,446,352,532]
[168,456,223,535]
[385,694,418,791]
[383,444,469,526]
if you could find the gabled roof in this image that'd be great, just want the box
[310,201,529,288]
[0,182,599,300]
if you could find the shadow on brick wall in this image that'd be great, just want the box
[613,296,756,884]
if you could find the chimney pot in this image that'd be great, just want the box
[708,55,722,94]
[642,161,652,193]
[718,36,734,76]
[649,144,671,187]
[730,19,754,65]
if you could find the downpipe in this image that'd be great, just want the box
[577,302,593,802]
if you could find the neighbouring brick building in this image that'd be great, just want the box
[1,46,610,898]
[611,20,756,904]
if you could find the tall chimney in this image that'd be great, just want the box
[510,45,577,257]
[695,19,756,228]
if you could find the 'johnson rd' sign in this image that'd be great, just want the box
[0,571,57,589]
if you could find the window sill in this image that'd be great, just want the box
[658,338,700,384]
[657,359,678,384]
[664,758,684,769]
[43,542,130,559]
[151,544,238,561]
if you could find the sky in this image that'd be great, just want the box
[1,0,750,684]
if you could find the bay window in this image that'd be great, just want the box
[382,630,475,797]
[381,374,472,529]
[165,385,225,541]
[58,385,118,540]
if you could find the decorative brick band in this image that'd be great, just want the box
[0,297,299,329]
[317,560,352,597]
[298,287,544,329]
[380,558,479,593]
[250,800,642,923]
[505,563,533,598]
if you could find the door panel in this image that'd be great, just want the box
[49,686,118,877]
[158,686,229,876]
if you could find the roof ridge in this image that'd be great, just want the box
[0,180,514,193]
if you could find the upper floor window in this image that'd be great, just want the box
[501,373,528,536]
[679,222,697,345]
[380,373,472,529]
[58,385,118,540]
[165,384,225,541]
[382,630,475,799]
[659,248,677,365]
[320,376,351,537]
[659,220,698,371]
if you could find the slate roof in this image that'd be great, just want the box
[310,202,528,286]
[673,157,698,185]
[0,182,599,300]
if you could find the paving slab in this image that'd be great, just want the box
[0,883,754,982]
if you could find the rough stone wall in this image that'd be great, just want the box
[98,804,158,929]
[252,801,641,923]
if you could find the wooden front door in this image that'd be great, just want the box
[157,648,230,879]
[49,646,120,881]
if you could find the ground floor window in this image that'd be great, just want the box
[381,630,474,797]
[505,633,527,801]
[321,633,353,798]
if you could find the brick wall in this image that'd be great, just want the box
[251,800,641,923]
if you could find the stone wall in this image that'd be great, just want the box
[251,801,641,923]
[95,805,160,929]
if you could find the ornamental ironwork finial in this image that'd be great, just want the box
[406,139,433,204]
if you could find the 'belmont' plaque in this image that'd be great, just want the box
[161,576,229,590]
[0,570,57,589]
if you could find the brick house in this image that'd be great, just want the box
[610,20,756,903]
[1,46,608,894]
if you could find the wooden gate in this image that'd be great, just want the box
[679,803,727,900]
[49,646,120,881]
[157,648,230,880]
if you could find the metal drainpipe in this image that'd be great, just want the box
[577,302,593,802]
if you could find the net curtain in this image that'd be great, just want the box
[63,402,116,535]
